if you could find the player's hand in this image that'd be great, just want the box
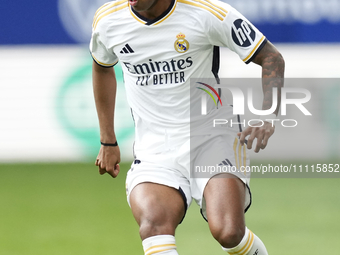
[95,145,121,178]
[238,121,275,153]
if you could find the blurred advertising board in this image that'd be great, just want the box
[0,0,339,44]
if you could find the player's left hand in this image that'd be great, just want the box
[238,121,275,153]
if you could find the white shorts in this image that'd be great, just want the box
[125,130,252,221]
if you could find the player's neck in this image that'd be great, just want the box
[133,0,173,20]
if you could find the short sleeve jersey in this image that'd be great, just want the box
[90,0,267,152]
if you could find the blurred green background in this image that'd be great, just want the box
[1,161,339,255]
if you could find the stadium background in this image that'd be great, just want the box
[0,0,339,254]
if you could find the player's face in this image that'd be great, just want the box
[129,0,157,11]
[129,0,172,19]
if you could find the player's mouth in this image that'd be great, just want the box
[129,0,138,7]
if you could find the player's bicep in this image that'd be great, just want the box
[251,41,284,68]
[92,60,116,84]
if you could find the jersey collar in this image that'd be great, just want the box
[129,0,177,26]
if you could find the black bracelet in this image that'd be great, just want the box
[100,141,118,147]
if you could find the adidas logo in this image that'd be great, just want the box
[120,44,134,54]
[218,158,233,167]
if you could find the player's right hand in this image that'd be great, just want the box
[95,145,121,178]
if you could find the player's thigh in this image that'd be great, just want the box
[130,182,186,233]
[203,174,246,224]
[203,174,249,247]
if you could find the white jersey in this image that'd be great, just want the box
[90,0,267,154]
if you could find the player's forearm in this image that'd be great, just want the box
[92,61,118,143]
[253,41,285,115]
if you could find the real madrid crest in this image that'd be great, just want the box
[174,33,189,53]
